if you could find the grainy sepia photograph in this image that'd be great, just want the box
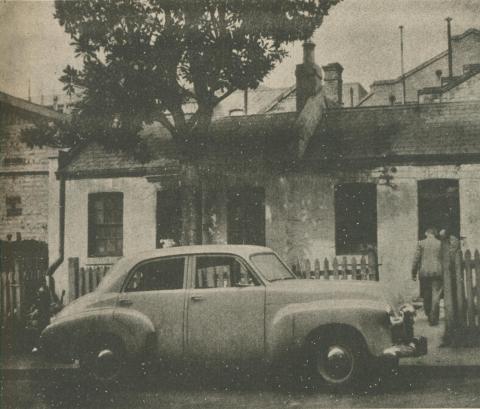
[1,0,480,408]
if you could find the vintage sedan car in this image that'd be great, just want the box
[41,245,426,388]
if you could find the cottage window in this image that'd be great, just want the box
[227,187,265,246]
[88,193,123,257]
[334,183,377,255]
[156,190,182,248]
[6,196,22,217]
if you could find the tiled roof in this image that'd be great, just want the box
[60,100,480,178]
[305,100,480,165]
[59,112,297,178]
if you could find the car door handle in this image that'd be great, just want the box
[119,298,133,306]
[190,295,205,302]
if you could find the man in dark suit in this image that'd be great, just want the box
[412,227,443,326]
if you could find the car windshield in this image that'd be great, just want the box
[250,253,296,282]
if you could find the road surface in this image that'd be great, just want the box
[2,367,480,408]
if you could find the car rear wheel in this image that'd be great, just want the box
[80,336,126,388]
[308,334,367,390]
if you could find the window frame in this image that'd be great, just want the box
[191,253,264,290]
[334,183,377,255]
[121,256,187,293]
[88,192,124,258]
[6,195,22,217]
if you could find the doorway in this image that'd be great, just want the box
[417,179,460,239]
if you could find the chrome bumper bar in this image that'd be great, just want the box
[382,336,428,358]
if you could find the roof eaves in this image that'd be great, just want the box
[0,90,66,121]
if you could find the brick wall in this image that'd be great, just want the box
[0,173,49,241]
[0,123,55,243]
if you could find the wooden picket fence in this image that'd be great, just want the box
[292,254,378,281]
[446,249,480,333]
[69,258,111,299]
[1,240,48,328]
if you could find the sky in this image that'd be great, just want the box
[0,0,479,100]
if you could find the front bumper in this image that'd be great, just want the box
[382,336,428,358]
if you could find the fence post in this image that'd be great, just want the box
[464,250,475,329]
[455,250,466,329]
[342,256,348,280]
[360,256,367,280]
[14,259,22,320]
[314,259,320,279]
[333,257,339,279]
[351,257,358,280]
[443,245,455,339]
[304,259,312,279]
[323,258,330,280]
[475,250,480,330]
[68,258,80,300]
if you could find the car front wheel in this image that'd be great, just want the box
[308,334,367,390]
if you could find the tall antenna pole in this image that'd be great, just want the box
[446,17,453,79]
[399,25,406,104]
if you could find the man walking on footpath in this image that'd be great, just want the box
[412,227,443,326]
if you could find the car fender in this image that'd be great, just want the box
[41,307,155,362]
[266,299,391,361]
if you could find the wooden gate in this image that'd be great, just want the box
[0,239,48,328]
[445,249,480,341]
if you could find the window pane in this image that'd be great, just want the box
[156,190,182,248]
[334,184,377,254]
[195,256,258,288]
[88,193,123,257]
[126,258,185,292]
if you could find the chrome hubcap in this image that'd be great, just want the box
[317,345,354,383]
[94,348,120,381]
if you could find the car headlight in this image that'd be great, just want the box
[386,304,404,326]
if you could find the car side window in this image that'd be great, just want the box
[195,255,259,289]
[125,257,185,292]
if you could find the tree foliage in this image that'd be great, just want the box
[23,0,340,152]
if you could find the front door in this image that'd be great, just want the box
[118,256,186,360]
[186,254,265,363]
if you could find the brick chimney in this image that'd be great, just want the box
[295,41,322,112]
[322,63,344,105]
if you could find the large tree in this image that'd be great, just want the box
[24,0,339,152]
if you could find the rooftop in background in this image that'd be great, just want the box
[359,27,480,107]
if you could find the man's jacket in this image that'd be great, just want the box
[412,235,442,279]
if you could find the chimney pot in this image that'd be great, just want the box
[322,63,344,105]
[295,41,323,112]
[303,41,316,65]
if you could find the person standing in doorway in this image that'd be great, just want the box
[412,227,443,326]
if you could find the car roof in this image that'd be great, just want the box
[120,244,273,265]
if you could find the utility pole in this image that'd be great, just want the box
[446,17,453,79]
[399,25,406,104]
